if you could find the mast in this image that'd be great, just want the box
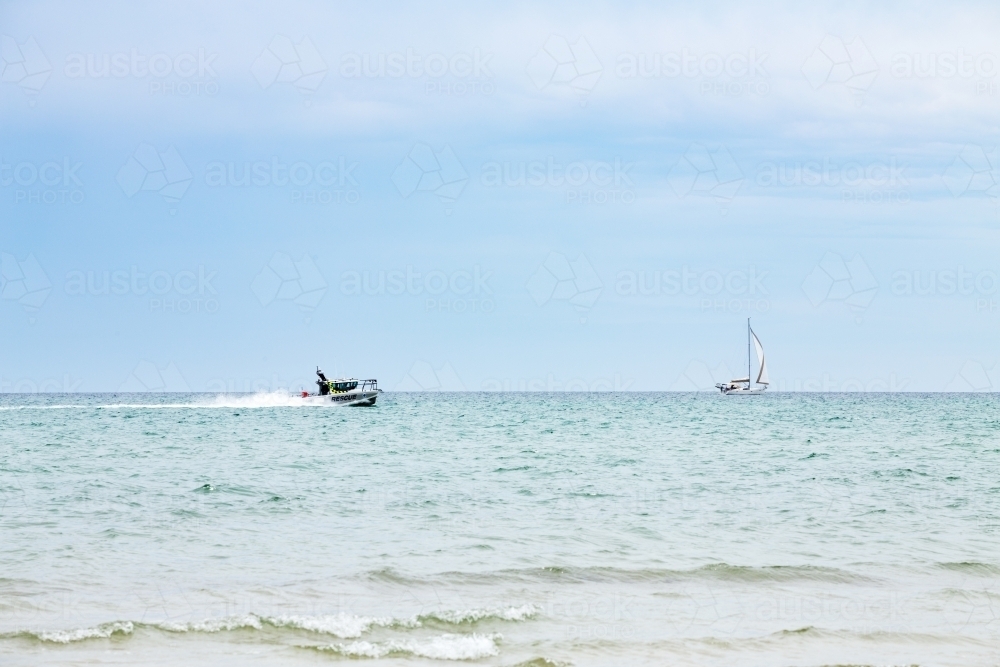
[747,318,751,389]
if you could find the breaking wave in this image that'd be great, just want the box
[7,621,135,644]
[158,613,404,638]
[2,606,536,645]
[419,604,538,625]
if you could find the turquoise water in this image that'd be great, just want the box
[1,392,999,666]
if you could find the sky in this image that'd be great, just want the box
[1,0,999,392]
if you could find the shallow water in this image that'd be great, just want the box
[1,392,999,666]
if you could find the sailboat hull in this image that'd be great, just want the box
[715,384,767,395]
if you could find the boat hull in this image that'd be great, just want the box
[716,385,766,396]
[328,390,379,406]
[301,390,380,406]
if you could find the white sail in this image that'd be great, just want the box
[751,329,769,385]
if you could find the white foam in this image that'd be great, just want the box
[155,613,402,638]
[20,607,530,647]
[36,621,134,643]
[158,615,262,633]
[424,604,538,624]
[266,613,400,638]
[322,633,502,660]
[0,391,334,411]
[206,392,329,408]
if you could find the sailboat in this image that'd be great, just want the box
[715,318,769,395]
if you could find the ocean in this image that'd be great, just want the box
[1,392,998,666]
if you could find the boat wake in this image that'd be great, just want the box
[0,392,346,411]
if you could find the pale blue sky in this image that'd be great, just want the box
[1,0,999,391]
